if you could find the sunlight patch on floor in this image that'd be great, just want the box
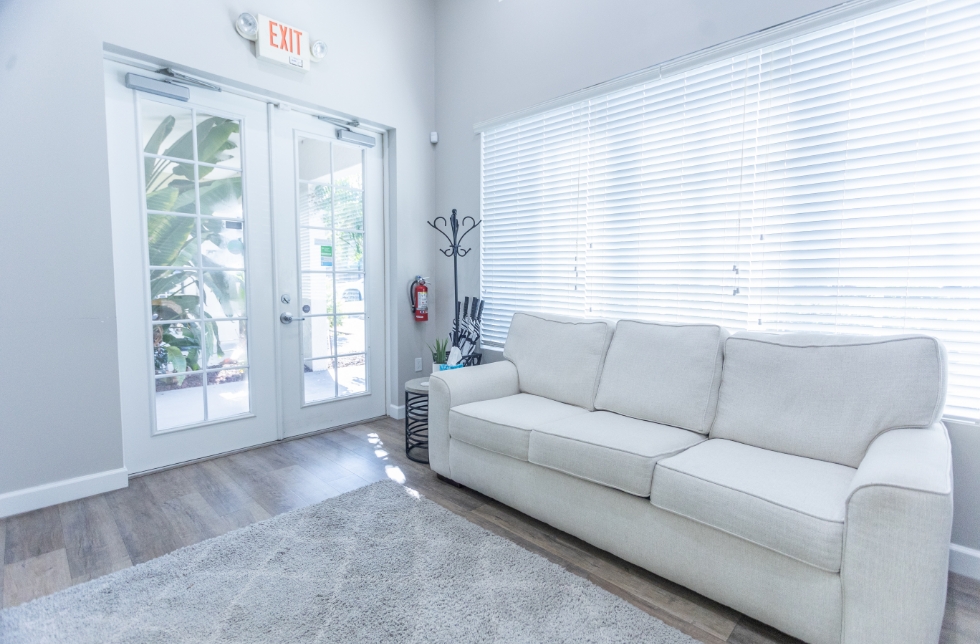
[385,464,406,484]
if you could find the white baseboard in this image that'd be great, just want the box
[0,467,129,518]
[388,403,405,420]
[950,543,980,580]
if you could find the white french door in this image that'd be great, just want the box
[271,109,387,437]
[105,60,387,472]
[105,61,279,472]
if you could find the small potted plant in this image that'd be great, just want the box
[428,338,449,374]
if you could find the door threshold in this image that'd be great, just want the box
[128,415,388,479]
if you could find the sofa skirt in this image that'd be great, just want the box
[449,438,842,644]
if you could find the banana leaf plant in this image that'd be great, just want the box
[145,113,244,384]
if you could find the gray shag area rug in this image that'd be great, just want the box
[0,481,697,643]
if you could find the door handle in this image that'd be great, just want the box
[280,311,306,324]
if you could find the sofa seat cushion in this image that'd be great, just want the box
[528,412,705,497]
[449,393,589,461]
[651,439,856,572]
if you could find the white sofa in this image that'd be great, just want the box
[428,312,953,644]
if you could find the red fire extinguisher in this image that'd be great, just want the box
[410,276,428,321]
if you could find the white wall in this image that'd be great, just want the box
[432,0,980,565]
[0,0,436,502]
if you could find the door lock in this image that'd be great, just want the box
[280,311,306,324]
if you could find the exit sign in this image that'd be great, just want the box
[255,15,310,72]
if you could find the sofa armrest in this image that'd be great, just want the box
[841,421,953,644]
[428,361,520,477]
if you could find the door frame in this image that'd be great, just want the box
[103,47,397,471]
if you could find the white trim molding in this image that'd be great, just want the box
[388,403,405,420]
[950,543,980,581]
[0,468,128,518]
[473,0,916,133]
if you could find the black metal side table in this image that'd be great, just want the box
[405,377,430,463]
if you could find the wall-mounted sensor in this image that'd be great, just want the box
[430,132,439,144]
[235,13,258,41]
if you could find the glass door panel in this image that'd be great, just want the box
[296,136,368,404]
[140,97,251,431]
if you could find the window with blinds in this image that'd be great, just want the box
[480,0,980,420]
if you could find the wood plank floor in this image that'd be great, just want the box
[1,417,977,643]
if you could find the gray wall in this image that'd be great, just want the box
[950,421,980,550]
[0,0,437,495]
[432,0,980,553]
[0,3,124,494]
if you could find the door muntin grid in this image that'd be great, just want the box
[139,97,252,432]
[295,135,368,404]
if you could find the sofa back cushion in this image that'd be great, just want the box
[710,331,947,467]
[503,312,615,410]
[594,321,728,434]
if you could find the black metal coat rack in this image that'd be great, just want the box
[428,209,480,347]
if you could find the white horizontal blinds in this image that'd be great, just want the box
[746,0,980,418]
[480,0,980,419]
[585,57,753,327]
[480,104,587,343]
[744,18,878,330]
